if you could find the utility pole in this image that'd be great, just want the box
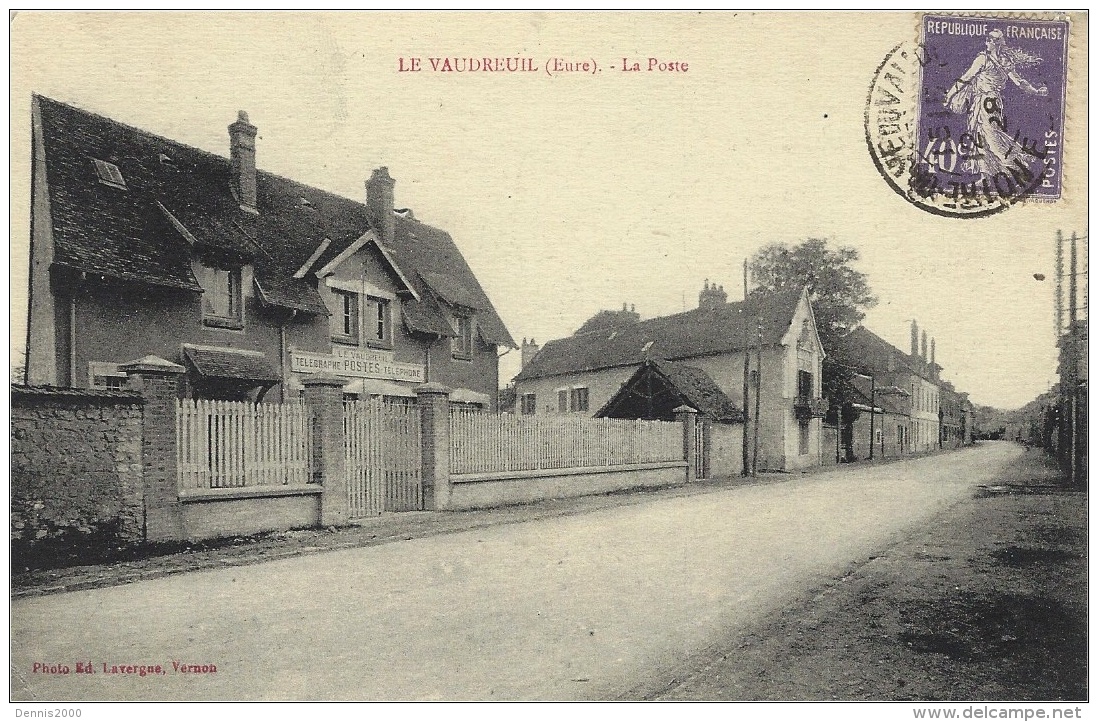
[1068,231,1078,488]
[1055,229,1064,340]
[1069,231,1078,328]
[741,259,751,477]
[868,374,876,460]
[752,319,763,477]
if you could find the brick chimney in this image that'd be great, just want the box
[521,337,540,369]
[228,111,258,213]
[910,320,919,357]
[921,330,928,362]
[366,167,396,244]
[698,279,728,310]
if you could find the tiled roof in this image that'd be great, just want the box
[35,95,515,345]
[828,326,924,379]
[652,360,743,422]
[182,344,280,383]
[850,375,909,416]
[595,359,743,422]
[515,288,805,382]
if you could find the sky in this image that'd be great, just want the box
[8,11,1089,410]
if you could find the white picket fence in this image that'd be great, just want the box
[177,399,313,490]
[449,412,683,475]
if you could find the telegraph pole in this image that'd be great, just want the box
[752,319,763,476]
[1055,229,1064,340]
[741,259,751,477]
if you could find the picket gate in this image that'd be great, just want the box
[344,400,423,517]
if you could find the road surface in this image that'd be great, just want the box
[10,443,1017,700]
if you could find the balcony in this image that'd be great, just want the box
[794,395,829,419]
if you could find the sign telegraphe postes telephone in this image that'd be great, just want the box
[290,347,425,384]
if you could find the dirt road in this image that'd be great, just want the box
[11,444,1021,700]
[650,443,1086,701]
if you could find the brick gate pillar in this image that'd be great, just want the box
[120,355,186,543]
[416,383,452,511]
[304,374,348,527]
[674,405,698,484]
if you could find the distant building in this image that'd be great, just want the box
[24,95,514,406]
[514,284,826,471]
[830,321,973,459]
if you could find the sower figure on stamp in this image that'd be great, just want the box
[943,29,1049,177]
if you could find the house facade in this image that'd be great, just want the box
[514,284,827,471]
[830,321,971,459]
[25,96,514,406]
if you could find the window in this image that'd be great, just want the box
[365,296,391,348]
[798,419,810,455]
[570,387,589,413]
[520,393,536,415]
[330,289,359,343]
[200,264,243,329]
[558,390,569,413]
[88,362,126,390]
[92,158,126,189]
[797,370,813,398]
[451,315,474,360]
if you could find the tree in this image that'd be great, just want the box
[749,238,877,348]
[748,238,878,422]
[574,303,640,335]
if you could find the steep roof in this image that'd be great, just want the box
[34,95,515,347]
[829,326,927,380]
[596,359,743,422]
[850,374,910,416]
[515,287,806,382]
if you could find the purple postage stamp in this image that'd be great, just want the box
[867,13,1070,218]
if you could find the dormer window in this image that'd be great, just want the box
[197,263,243,330]
[92,159,126,189]
[330,289,360,344]
[365,296,392,349]
[451,314,474,360]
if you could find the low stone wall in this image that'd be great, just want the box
[448,461,687,510]
[708,422,744,478]
[11,386,145,562]
[178,486,322,541]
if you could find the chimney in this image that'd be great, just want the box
[930,337,936,367]
[910,320,919,357]
[921,330,928,361]
[366,167,396,244]
[521,337,540,369]
[228,111,258,213]
[699,279,728,310]
[930,337,938,380]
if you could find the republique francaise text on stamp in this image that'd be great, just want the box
[867,13,1069,218]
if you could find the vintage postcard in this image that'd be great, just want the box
[8,11,1088,712]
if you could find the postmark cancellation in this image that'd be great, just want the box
[867,13,1070,218]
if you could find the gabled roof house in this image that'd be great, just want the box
[514,284,827,471]
[26,95,514,406]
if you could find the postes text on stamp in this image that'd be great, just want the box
[867,14,1069,218]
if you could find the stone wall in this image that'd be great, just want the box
[708,422,744,478]
[11,386,145,558]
